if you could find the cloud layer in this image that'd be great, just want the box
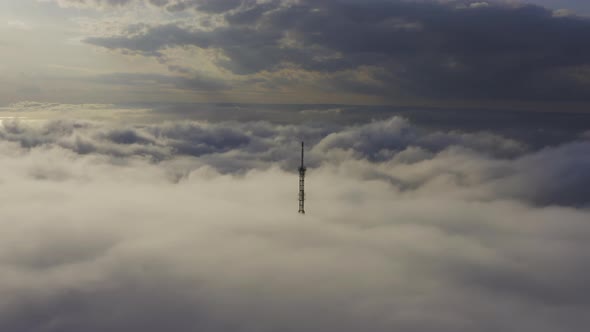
[77,0,590,102]
[0,114,589,331]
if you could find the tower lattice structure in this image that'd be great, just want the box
[298,141,306,214]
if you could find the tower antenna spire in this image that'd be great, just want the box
[298,141,306,214]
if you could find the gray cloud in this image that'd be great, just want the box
[49,0,136,8]
[0,111,588,204]
[92,72,230,91]
[147,0,245,13]
[83,0,590,101]
[51,0,246,12]
[0,112,589,331]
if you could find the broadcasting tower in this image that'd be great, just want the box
[298,141,306,214]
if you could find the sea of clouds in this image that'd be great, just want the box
[0,113,589,331]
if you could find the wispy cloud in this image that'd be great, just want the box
[6,20,33,30]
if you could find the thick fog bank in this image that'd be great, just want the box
[0,116,589,331]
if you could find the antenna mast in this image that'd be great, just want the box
[298,141,306,214]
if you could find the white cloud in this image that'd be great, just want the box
[553,8,575,17]
[470,2,490,9]
[39,0,136,9]
[6,20,33,31]
[0,114,588,331]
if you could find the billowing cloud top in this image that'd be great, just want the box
[0,104,590,331]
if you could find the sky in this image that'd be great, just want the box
[1,1,590,332]
[2,0,590,109]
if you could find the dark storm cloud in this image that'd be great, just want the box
[85,23,291,74]
[84,0,590,101]
[85,24,207,56]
